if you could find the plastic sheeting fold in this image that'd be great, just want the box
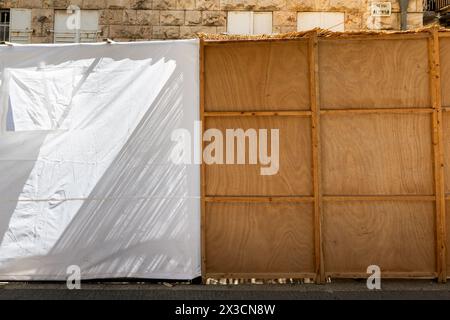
[0,40,201,280]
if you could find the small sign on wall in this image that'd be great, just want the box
[371,2,392,17]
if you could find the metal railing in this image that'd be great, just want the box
[424,0,450,11]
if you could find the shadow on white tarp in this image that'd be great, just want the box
[0,40,201,280]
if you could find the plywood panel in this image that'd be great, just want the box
[206,202,314,274]
[441,37,450,107]
[323,201,435,274]
[204,41,310,111]
[438,112,450,193]
[205,116,312,196]
[319,39,430,109]
[322,113,434,195]
[446,200,450,272]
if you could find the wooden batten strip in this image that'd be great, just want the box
[320,108,433,115]
[429,27,447,283]
[204,111,312,117]
[309,32,325,284]
[323,195,436,202]
[205,196,315,203]
[326,272,437,279]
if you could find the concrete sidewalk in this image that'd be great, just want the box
[1,280,450,300]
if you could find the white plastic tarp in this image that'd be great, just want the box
[0,40,201,280]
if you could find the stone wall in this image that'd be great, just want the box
[0,0,424,42]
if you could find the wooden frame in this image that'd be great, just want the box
[430,29,447,282]
[200,28,449,283]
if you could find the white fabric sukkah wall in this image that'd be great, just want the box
[0,39,201,280]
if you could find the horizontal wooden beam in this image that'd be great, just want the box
[204,109,434,117]
[323,195,436,201]
[204,111,312,117]
[205,195,436,203]
[203,38,310,46]
[205,196,314,203]
[326,272,437,279]
[320,108,433,115]
[319,33,431,41]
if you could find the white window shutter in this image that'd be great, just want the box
[10,9,32,44]
[297,12,345,32]
[54,10,76,43]
[297,12,321,31]
[227,11,252,35]
[80,10,99,42]
[54,10,99,43]
[253,12,272,35]
[321,12,345,32]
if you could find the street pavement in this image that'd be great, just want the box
[1,280,450,300]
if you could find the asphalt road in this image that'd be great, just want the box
[1,280,450,300]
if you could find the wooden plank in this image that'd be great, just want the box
[205,195,436,202]
[322,113,434,195]
[204,40,310,112]
[204,111,312,117]
[205,196,314,203]
[429,28,447,282]
[324,195,436,202]
[199,39,207,283]
[205,202,315,275]
[326,272,436,279]
[309,32,325,284]
[440,37,450,107]
[442,114,450,194]
[323,201,436,275]
[319,38,430,109]
[203,38,311,46]
[319,33,431,41]
[447,201,450,276]
[205,116,313,196]
[320,108,433,115]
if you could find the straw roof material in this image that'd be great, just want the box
[198,26,450,41]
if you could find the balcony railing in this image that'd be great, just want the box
[424,0,450,11]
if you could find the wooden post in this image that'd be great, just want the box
[308,31,325,284]
[199,38,207,283]
[429,28,447,283]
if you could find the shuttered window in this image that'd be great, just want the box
[54,10,99,43]
[10,9,32,44]
[227,11,273,35]
[297,12,345,32]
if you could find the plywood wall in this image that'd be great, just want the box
[202,30,449,282]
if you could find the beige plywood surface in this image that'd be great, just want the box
[205,41,311,112]
[206,202,315,274]
[440,37,450,108]
[319,39,430,109]
[323,201,435,274]
[205,116,313,196]
[322,113,434,195]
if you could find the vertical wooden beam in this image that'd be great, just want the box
[199,38,207,283]
[429,28,447,283]
[308,31,325,284]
